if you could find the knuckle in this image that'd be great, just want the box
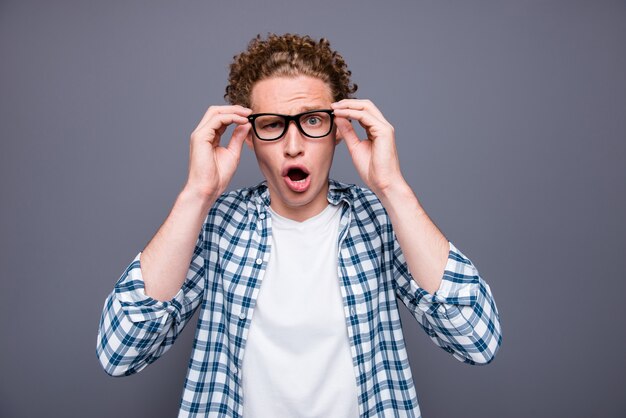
[191,130,211,143]
[207,105,223,117]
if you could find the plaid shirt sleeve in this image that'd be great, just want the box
[96,231,206,377]
[394,240,502,365]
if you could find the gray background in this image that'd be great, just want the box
[1,0,624,417]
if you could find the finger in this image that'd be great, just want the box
[332,108,387,133]
[335,117,361,153]
[199,112,251,133]
[226,123,251,156]
[213,113,248,140]
[332,99,386,121]
[196,105,252,129]
[194,113,251,145]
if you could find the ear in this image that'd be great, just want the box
[333,126,343,145]
[245,131,254,150]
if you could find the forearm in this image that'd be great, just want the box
[412,269,502,365]
[383,182,502,364]
[378,180,449,294]
[97,291,175,376]
[97,186,212,375]
[141,187,215,301]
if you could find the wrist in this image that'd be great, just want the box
[376,180,425,216]
[374,176,409,200]
[179,184,218,212]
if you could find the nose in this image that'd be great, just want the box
[283,120,305,157]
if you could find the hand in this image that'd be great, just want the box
[331,99,405,195]
[185,105,252,201]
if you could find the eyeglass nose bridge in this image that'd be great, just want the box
[283,114,307,137]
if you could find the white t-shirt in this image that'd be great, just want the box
[242,203,359,417]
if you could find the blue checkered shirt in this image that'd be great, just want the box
[97,180,501,417]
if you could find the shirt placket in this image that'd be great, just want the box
[230,201,272,416]
[335,200,371,417]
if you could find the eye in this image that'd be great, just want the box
[303,115,322,126]
[256,116,285,131]
[263,121,284,130]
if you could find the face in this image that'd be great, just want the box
[246,75,339,222]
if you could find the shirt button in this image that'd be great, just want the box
[259,213,266,220]
[350,308,356,316]
[255,258,263,265]
[239,311,246,320]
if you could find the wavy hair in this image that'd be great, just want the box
[225,33,357,107]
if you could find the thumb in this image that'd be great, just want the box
[335,118,360,153]
[226,123,251,157]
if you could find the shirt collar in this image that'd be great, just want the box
[251,179,355,209]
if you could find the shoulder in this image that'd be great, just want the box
[212,185,256,209]
[206,182,266,226]
[329,180,388,226]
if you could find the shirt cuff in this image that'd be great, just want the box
[411,242,480,315]
[113,253,186,327]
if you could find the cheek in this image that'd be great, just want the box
[319,144,337,166]
[254,148,278,174]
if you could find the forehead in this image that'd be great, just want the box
[250,75,333,114]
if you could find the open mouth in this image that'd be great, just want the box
[287,167,309,182]
[283,166,311,192]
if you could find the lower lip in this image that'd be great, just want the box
[284,175,311,193]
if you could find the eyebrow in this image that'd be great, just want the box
[252,106,330,116]
[297,105,327,113]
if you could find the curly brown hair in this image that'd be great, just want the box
[225,33,357,107]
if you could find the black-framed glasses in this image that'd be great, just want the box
[248,109,334,141]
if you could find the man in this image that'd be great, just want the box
[97,33,501,417]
